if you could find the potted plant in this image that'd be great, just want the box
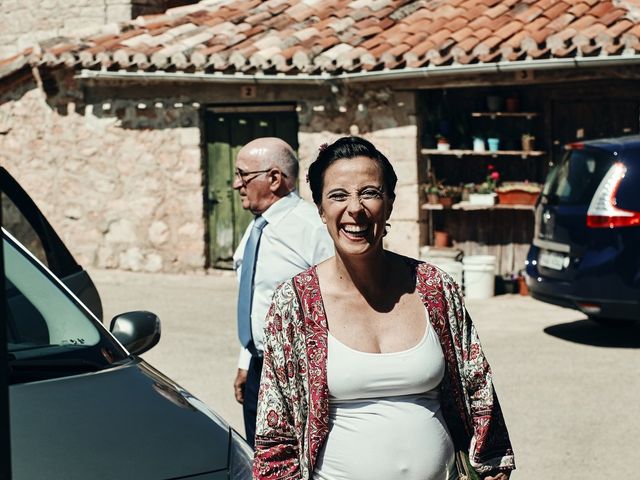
[423,169,443,204]
[495,181,542,205]
[473,136,485,152]
[438,184,461,208]
[436,134,450,151]
[423,183,440,204]
[469,165,500,205]
[462,182,475,201]
[521,133,535,151]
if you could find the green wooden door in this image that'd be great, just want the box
[205,109,298,268]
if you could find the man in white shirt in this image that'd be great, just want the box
[232,137,333,447]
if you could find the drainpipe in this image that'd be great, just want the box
[76,55,640,85]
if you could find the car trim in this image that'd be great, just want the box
[1,228,130,356]
[532,238,570,253]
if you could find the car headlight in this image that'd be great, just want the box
[229,428,253,479]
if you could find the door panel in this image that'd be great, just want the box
[229,116,256,254]
[204,108,298,268]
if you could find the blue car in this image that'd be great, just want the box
[526,135,640,324]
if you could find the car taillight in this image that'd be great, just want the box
[587,162,640,228]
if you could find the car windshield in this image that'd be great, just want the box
[4,233,128,384]
[542,148,616,206]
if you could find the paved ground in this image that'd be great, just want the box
[89,267,640,480]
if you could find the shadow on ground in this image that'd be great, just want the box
[544,319,640,348]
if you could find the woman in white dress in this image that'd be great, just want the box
[253,137,515,480]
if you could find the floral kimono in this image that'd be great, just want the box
[254,260,515,479]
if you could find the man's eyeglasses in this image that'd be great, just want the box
[234,167,287,186]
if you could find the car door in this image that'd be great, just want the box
[0,167,102,320]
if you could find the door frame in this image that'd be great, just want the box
[202,103,299,269]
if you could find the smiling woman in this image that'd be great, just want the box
[253,137,516,480]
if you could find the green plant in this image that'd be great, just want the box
[475,164,500,193]
[423,168,443,196]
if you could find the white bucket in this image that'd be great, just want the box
[462,255,496,299]
[429,259,463,288]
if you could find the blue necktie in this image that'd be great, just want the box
[237,216,267,354]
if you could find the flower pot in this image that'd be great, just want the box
[473,138,485,152]
[497,190,539,205]
[469,193,497,205]
[521,135,535,151]
[486,95,503,112]
[505,96,519,113]
[517,275,529,296]
[434,230,449,247]
[487,138,500,152]
[437,142,450,151]
[439,196,454,208]
[427,193,440,204]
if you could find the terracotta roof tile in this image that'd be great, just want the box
[451,27,474,44]
[599,8,626,27]
[459,4,488,21]
[485,3,509,19]
[456,35,481,53]
[571,15,598,31]
[514,5,544,24]
[568,3,591,17]
[493,20,524,41]
[547,13,575,31]
[505,30,528,49]
[2,0,639,80]
[542,1,571,20]
[607,18,634,37]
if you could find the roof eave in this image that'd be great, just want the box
[75,55,640,85]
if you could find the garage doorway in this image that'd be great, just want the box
[551,99,639,163]
[204,105,298,269]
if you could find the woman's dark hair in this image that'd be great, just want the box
[308,136,398,205]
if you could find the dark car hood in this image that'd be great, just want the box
[10,359,230,480]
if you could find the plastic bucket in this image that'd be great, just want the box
[462,255,496,299]
[430,259,463,287]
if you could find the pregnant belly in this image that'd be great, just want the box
[314,397,455,480]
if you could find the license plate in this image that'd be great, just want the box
[538,250,566,271]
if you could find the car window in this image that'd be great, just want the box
[1,192,47,266]
[543,148,616,206]
[4,233,127,384]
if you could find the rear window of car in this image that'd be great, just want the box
[542,147,616,206]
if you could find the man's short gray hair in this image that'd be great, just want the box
[271,145,299,180]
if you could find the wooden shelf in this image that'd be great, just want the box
[421,203,444,210]
[421,202,535,211]
[471,111,539,119]
[421,149,545,158]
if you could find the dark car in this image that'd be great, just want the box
[525,135,640,324]
[1,167,253,480]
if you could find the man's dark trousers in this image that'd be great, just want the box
[243,354,263,448]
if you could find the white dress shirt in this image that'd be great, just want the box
[234,191,334,369]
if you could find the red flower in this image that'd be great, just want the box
[490,171,500,181]
[267,410,279,428]
[488,164,495,171]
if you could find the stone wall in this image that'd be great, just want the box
[297,87,419,258]
[0,73,205,273]
[0,0,192,58]
[0,71,420,273]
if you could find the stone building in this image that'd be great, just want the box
[0,0,197,58]
[1,0,640,274]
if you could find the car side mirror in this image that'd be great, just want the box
[109,311,161,356]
